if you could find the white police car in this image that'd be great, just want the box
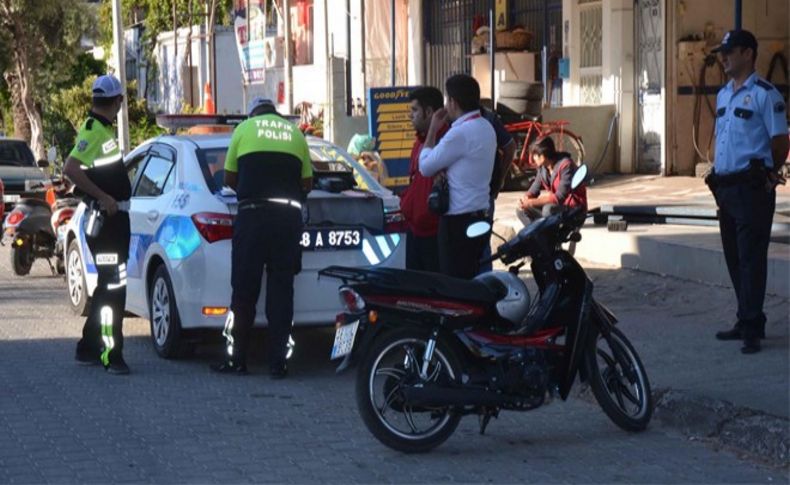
[64,129,406,358]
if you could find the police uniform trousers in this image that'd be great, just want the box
[227,203,302,367]
[716,179,776,332]
[76,212,130,366]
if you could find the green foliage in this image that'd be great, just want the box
[47,76,164,160]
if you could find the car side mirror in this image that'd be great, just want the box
[37,159,50,169]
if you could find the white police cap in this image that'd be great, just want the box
[92,75,123,98]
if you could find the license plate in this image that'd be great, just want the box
[3,195,20,203]
[331,320,359,360]
[301,228,362,251]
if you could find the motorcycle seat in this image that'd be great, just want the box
[361,268,506,305]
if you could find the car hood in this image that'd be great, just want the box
[0,165,47,183]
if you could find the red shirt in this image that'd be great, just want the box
[400,125,449,237]
[526,157,588,209]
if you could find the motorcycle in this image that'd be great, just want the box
[2,177,79,276]
[319,165,653,453]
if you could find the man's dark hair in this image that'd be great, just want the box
[530,136,558,161]
[408,86,444,111]
[250,104,279,117]
[445,74,480,112]
[92,95,121,108]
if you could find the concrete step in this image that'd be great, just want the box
[492,218,790,296]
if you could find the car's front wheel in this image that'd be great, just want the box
[66,239,90,316]
[149,265,189,359]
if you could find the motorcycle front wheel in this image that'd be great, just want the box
[356,327,463,453]
[584,326,653,431]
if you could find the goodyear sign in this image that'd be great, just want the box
[367,86,418,188]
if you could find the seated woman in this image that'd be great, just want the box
[516,136,587,226]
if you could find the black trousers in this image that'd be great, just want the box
[438,212,488,279]
[406,231,439,272]
[76,212,130,366]
[225,205,302,366]
[716,182,775,330]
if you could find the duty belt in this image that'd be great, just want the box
[239,197,302,211]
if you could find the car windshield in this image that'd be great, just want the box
[196,142,385,194]
[0,141,36,167]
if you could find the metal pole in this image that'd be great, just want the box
[734,0,742,29]
[489,0,496,103]
[543,0,549,105]
[346,0,352,115]
[111,0,130,154]
[391,0,396,86]
[284,0,293,114]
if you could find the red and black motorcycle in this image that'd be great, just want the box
[319,167,653,453]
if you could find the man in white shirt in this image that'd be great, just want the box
[419,74,497,278]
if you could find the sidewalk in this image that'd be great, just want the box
[495,175,789,465]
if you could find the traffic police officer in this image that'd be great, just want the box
[64,74,132,374]
[212,97,313,378]
[708,30,789,354]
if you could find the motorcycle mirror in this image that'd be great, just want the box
[571,164,588,190]
[466,221,491,239]
[37,159,50,169]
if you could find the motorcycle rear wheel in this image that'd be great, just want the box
[584,326,653,431]
[356,327,463,453]
[10,243,33,276]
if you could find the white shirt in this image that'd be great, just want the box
[418,110,497,215]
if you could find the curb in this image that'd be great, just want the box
[575,386,789,467]
[653,389,789,468]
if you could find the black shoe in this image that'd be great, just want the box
[210,361,248,375]
[716,322,765,341]
[269,362,287,380]
[105,359,131,375]
[741,336,761,354]
[75,350,101,366]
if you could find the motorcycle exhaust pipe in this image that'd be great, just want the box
[401,384,514,407]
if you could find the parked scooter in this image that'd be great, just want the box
[2,178,79,276]
[320,165,653,453]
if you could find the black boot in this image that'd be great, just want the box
[210,360,248,375]
[716,321,766,340]
[269,361,288,380]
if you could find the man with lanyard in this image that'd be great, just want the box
[419,74,497,279]
[706,30,789,354]
[211,97,313,378]
[64,75,132,375]
[402,86,448,272]
[479,108,516,273]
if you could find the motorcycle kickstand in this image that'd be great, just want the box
[478,407,499,435]
[45,258,56,276]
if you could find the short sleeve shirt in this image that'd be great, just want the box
[714,73,788,175]
[69,113,131,201]
[224,113,313,202]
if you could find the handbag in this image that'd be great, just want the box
[427,175,449,215]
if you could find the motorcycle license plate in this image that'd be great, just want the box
[331,320,359,360]
[3,194,20,203]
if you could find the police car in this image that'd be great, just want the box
[64,123,406,358]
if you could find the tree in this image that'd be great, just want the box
[97,0,233,109]
[0,0,93,159]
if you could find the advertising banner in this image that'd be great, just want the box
[233,0,267,84]
[367,86,418,188]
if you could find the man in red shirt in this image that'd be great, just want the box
[400,87,448,271]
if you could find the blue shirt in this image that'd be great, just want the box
[714,72,788,175]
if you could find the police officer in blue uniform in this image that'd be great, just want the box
[707,30,789,354]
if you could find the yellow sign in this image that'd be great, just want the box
[495,0,508,31]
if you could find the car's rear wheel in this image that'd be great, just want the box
[149,265,189,359]
[66,239,90,316]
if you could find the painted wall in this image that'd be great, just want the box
[669,0,789,175]
[543,105,618,175]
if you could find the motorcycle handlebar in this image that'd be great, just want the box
[482,206,587,266]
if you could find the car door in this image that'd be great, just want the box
[126,144,178,314]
